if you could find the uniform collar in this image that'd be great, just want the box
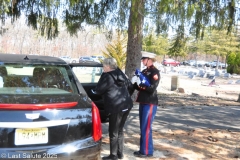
[147,65,154,69]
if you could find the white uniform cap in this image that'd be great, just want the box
[141,51,156,59]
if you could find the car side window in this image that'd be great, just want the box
[72,66,102,83]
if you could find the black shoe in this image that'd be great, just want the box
[133,151,153,158]
[102,154,118,160]
[117,153,123,159]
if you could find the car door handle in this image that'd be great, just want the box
[91,89,97,94]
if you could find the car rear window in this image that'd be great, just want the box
[0,64,78,95]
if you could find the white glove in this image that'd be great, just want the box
[137,77,141,85]
[131,75,141,85]
[131,75,137,83]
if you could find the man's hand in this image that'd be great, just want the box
[133,82,139,89]
[139,83,146,90]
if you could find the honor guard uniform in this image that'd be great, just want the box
[133,51,160,158]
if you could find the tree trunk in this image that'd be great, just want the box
[125,0,145,79]
[237,94,240,102]
[216,55,220,70]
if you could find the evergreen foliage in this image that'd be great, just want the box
[168,25,188,59]
[227,52,240,74]
[187,38,207,60]
[142,32,169,56]
[187,29,240,70]
[2,0,238,42]
[102,31,127,70]
[2,0,240,75]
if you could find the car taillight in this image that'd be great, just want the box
[0,102,78,110]
[92,102,102,141]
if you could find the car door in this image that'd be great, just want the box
[69,62,108,122]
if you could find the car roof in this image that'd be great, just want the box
[80,56,92,58]
[0,53,67,65]
[60,56,71,58]
[91,55,103,57]
[69,61,102,67]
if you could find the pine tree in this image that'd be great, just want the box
[102,31,127,70]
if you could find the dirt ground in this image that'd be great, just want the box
[101,73,240,160]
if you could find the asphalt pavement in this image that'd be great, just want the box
[102,104,240,135]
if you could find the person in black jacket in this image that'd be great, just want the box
[132,51,160,158]
[95,58,133,160]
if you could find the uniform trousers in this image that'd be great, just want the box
[108,109,130,156]
[139,103,157,155]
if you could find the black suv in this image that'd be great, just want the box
[0,53,102,160]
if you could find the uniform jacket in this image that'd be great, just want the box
[95,68,133,114]
[135,65,160,105]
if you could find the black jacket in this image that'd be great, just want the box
[135,65,160,105]
[95,68,133,114]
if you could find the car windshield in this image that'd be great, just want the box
[0,64,78,95]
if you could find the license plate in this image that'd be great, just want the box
[15,128,48,145]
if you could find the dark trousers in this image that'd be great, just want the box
[108,109,130,156]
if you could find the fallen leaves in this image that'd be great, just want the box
[207,136,218,142]
[151,129,240,159]
[158,94,240,107]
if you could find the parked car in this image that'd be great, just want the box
[0,53,102,160]
[79,56,95,63]
[162,59,180,66]
[59,56,71,63]
[204,62,211,67]
[209,61,228,69]
[188,60,196,66]
[193,60,208,67]
[70,58,79,63]
[219,62,228,69]
[181,60,191,66]
[91,55,104,63]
